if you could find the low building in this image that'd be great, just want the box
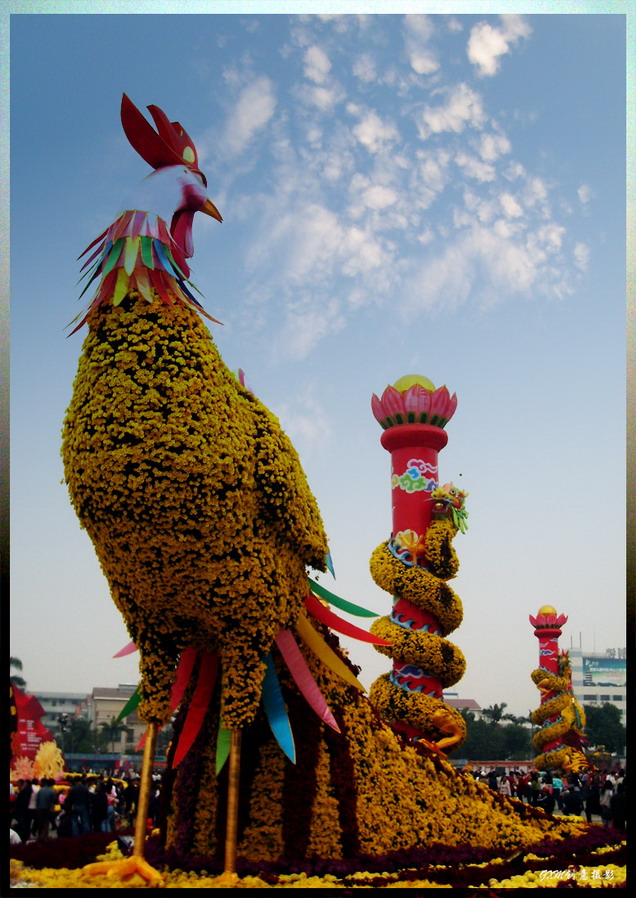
[443,695,484,719]
[87,684,146,753]
[34,691,89,734]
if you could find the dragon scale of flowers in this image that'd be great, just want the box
[368,375,468,752]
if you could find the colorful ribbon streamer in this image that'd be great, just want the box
[275,629,340,732]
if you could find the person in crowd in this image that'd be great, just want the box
[609,782,625,831]
[13,779,32,843]
[27,777,40,838]
[487,769,498,791]
[599,780,614,828]
[148,782,162,827]
[123,776,139,825]
[65,776,91,835]
[35,778,58,840]
[536,786,555,815]
[585,775,602,823]
[90,781,109,833]
[551,773,564,809]
[529,772,541,806]
[498,775,512,797]
[561,784,584,817]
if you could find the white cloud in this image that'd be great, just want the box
[499,192,524,218]
[577,184,593,204]
[467,14,531,77]
[574,242,590,271]
[404,14,439,75]
[415,83,486,139]
[478,131,511,162]
[403,213,571,316]
[273,393,333,459]
[277,302,345,362]
[302,84,345,112]
[360,184,398,210]
[455,151,495,182]
[352,53,377,83]
[304,45,332,84]
[223,76,276,154]
[348,105,399,153]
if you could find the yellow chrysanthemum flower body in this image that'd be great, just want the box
[161,638,594,863]
[530,666,588,772]
[62,295,328,727]
[368,534,466,746]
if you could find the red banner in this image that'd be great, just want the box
[11,684,54,759]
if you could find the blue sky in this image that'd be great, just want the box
[8,6,629,719]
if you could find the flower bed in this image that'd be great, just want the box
[9,829,626,889]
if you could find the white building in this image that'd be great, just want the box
[35,691,89,733]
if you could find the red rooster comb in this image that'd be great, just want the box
[121,93,204,179]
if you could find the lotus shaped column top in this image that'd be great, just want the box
[529,605,568,633]
[372,374,458,431]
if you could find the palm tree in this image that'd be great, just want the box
[10,656,26,689]
[503,712,532,726]
[481,702,508,724]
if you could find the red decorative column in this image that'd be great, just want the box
[369,375,467,749]
[529,606,569,764]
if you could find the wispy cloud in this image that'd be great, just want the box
[347,104,399,152]
[577,184,593,205]
[216,15,585,360]
[404,14,439,76]
[222,76,277,155]
[415,83,486,139]
[271,390,334,459]
[304,45,332,84]
[467,15,532,77]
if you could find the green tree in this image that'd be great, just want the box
[500,723,533,760]
[99,716,127,753]
[503,712,532,727]
[10,657,26,690]
[452,710,533,761]
[56,715,95,754]
[454,710,505,760]
[583,703,626,754]
[481,703,508,724]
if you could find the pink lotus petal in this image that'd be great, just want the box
[445,392,458,422]
[431,385,450,418]
[371,393,385,423]
[380,385,406,417]
[403,384,432,417]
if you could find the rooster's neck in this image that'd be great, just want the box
[71,209,220,335]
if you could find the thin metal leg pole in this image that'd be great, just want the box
[133,721,158,856]
[223,729,242,875]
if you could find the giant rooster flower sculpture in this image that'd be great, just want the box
[62,95,388,885]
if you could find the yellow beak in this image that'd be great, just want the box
[201,197,223,222]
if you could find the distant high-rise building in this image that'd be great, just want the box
[568,647,626,724]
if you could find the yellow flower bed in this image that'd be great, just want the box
[10,851,626,889]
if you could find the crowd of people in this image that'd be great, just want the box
[9,770,164,843]
[469,766,626,830]
[11,765,625,844]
